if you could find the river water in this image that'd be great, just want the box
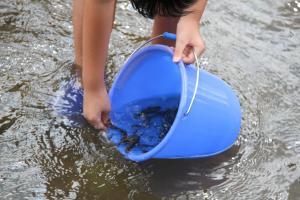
[0,0,300,199]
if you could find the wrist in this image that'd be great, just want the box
[84,86,107,101]
[178,16,200,31]
[180,13,200,25]
[83,79,106,92]
[82,65,105,91]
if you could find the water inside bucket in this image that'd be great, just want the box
[107,96,180,154]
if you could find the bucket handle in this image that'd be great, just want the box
[128,32,202,116]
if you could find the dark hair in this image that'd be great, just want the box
[130,0,197,19]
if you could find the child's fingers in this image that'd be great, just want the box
[182,46,195,64]
[95,118,106,130]
[88,114,106,130]
[173,40,185,62]
[195,40,206,57]
[183,44,205,64]
[196,44,205,56]
[102,111,110,127]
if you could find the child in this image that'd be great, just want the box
[73,0,207,129]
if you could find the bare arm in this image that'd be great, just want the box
[82,0,116,129]
[185,0,207,22]
[82,0,116,91]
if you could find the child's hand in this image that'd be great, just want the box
[173,15,205,64]
[83,88,111,130]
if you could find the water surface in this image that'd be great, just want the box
[0,0,300,199]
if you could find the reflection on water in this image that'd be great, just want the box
[0,0,300,199]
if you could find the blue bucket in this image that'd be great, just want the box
[108,33,242,162]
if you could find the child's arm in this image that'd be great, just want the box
[173,0,207,63]
[82,0,116,129]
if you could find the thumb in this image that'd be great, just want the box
[173,40,185,62]
[95,116,106,130]
[102,111,110,127]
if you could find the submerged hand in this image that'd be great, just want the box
[83,88,111,130]
[173,16,205,64]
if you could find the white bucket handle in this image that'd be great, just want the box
[127,32,202,116]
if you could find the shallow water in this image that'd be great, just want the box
[0,0,300,199]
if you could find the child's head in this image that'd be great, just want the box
[130,0,197,19]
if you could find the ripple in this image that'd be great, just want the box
[1,0,300,199]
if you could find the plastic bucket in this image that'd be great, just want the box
[109,33,241,162]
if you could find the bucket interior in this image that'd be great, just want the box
[109,46,182,158]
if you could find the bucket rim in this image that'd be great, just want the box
[109,44,188,162]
